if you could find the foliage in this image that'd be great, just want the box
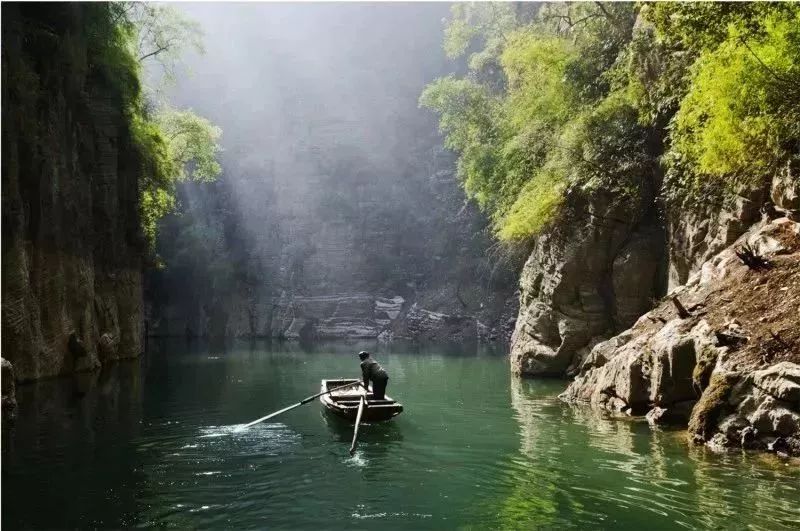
[155,108,222,183]
[113,2,204,89]
[653,4,800,206]
[91,3,222,249]
[423,2,800,241]
[422,2,641,242]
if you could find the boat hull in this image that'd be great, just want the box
[320,379,403,423]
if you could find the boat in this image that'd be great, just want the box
[319,379,403,422]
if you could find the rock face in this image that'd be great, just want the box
[562,215,800,454]
[669,161,800,290]
[1,5,144,382]
[510,190,664,376]
[2,358,17,420]
[689,363,800,455]
[144,4,518,344]
[149,289,516,344]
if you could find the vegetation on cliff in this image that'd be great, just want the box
[90,3,222,248]
[421,2,800,242]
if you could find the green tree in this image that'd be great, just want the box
[647,3,800,207]
[423,2,799,242]
[422,2,644,242]
[106,2,223,249]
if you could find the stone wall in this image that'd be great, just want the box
[1,4,144,383]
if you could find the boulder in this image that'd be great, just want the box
[688,363,800,454]
[646,400,696,426]
[752,362,800,406]
[562,319,717,415]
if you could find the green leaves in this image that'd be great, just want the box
[98,3,222,250]
[155,108,223,183]
[423,2,643,242]
[425,1,799,240]
[653,3,800,206]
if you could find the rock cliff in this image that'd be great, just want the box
[561,182,800,455]
[510,186,665,377]
[508,123,800,453]
[144,4,518,343]
[1,5,145,383]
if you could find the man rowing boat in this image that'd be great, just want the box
[358,351,389,400]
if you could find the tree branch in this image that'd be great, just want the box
[594,2,616,24]
[139,45,170,62]
[738,35,794,87]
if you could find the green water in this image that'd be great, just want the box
[3,340,799,530]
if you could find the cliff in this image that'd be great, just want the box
[510,186,665,377]
[144,4,518,343]
[1,4,145,387]
[145,158,518,345]
[555,173,800,455]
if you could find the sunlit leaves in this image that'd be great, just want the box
[654,3,800,205]
[426,1,799,241]
[98,3,222,250]
[155,108,223,183]
[424,2,644,242]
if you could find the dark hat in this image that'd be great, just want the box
[358,351,370,360]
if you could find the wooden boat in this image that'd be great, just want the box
[320,379,403,422]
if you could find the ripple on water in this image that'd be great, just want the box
[6,344,800,530]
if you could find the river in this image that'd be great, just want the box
[3,340,799,529]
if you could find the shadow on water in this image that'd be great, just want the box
[2,359,147,528]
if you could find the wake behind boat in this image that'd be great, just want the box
[320,379,404,423]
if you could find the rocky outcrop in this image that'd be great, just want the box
[1,5,144,382]
[668,160,800,290]
[689,363,800,456]
[510,190,664,376]
[390,304,479,343]
[562,215,800,455]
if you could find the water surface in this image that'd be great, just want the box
[3,340,799,529]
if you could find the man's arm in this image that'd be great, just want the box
[361,364,370,388]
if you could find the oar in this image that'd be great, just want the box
[243,381,360,428]
[349,395,366,455]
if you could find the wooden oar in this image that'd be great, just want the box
[243,381,360,428]
[349,395,366,455]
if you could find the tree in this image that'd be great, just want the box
[107,2,223,249]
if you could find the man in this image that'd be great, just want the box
[359,351,389,400]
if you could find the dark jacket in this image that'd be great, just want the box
[360,358,388,386]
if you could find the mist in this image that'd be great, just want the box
[146,2,516,340]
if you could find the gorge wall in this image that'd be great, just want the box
[1,4,145,385]
[512,161,800,454]
[144,4,518,344]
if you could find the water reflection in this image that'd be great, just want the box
[4,342,799,529]
[2,361,146,528]
[506,376,800,530]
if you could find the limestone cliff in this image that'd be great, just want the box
[510,185,665,377]
[561,177,800,455]
[1,4,145,383]
[144,4,518,343]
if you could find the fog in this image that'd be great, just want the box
[146,3,515,338]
